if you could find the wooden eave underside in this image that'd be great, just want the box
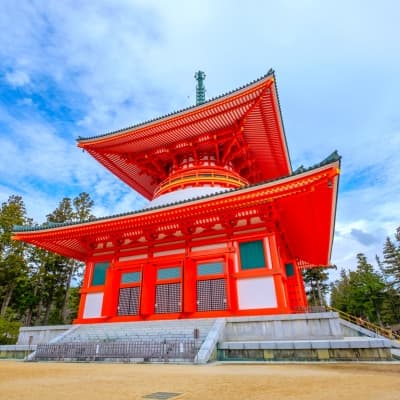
[77,74,291,199]
[13,162,340,266]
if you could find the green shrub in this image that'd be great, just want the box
[0,317,21,345]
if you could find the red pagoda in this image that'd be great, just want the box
[13,70,340,324]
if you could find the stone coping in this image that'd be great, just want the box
[219,338,392,350]
[225,312,338,323]
[19,325,72,332]
[0,345,37,350]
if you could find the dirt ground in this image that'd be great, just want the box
[0,361,399,400]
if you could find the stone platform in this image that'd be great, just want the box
[3,312,396,363]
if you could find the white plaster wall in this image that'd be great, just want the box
[237,277,277,309]
[83,293,104,318]
[17,325,73,345]
[119,254,147,262]
[153,248,185,257]
[191,243,228,252]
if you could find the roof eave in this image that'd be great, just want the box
[13,152,340,236]
[76,69,275,146]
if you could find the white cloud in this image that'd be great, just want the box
[5,70,30,87]
[0,106,146,222]
[0,0,399,276]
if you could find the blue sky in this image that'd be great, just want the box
[1,0,399,278]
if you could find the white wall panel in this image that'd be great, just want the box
[83,292,104,318]
[119,254,147,262]
[237,277,277,309]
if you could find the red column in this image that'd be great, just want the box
[294,262,308,308]
[76,261,92,322]
[268,234,290,313]
[101,261,119,318]
[140,264,156,317]
[226,252,238,313]
[183,258,196,313]
[273,274,290,313]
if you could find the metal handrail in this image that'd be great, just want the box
[327,306,400,341]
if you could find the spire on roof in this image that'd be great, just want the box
[194,70,206,105]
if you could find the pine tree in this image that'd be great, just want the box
[379,227,400,290]
[0,193,96,329]
[42,192,95,323]
[72,192,95,222]
[0,196,31,317]
[330,254,386,324]
[302,267,330,306]
[46,198,74,224]
[330,268,351,313]
[349,254,386,324]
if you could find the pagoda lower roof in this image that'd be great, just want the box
[13,152,340,267]
[77,70,291,199]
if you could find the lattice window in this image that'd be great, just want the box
[197,279,227,312]
[155,283,181,314]
[118,286,140,316]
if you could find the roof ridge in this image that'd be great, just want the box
[77,69,275,143]
[13,150,340,234]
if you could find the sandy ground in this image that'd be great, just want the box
[0,361,399,400]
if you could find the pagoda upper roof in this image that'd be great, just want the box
[77,70,292,199]
[13,152,340,268]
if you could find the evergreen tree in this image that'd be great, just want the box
[42,192,95,323]
[303,267,330,306]
[0,192,96,335]
[72,192,95,222]
[330,268,351,313]
[330,254,386,324]
[46,197,74,224]
[0,196,31,317]
[380,286,400,326]
[350,254,386,324]
[378,227,400,290]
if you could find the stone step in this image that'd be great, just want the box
[58,318,216,344]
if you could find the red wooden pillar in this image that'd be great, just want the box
[268,234,280,271]
[226,252,238,313]
[293,261,308,308]
[102,261,120,318]
[140,263,156,317]
[183,258,196,313]
[76,261,92,321]
[268,234,290,313]
[76,293,87,321]
[273,273,290,313]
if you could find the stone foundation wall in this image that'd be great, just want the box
[218,347,392,362]
[0,345,37,359]
[17,325,72,345]
[223,313,343,341]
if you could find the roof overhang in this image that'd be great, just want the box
[77,71,291,199]
[13,158,340,266]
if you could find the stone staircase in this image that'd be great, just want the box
[29,318,219,363]
[55,318,215,343]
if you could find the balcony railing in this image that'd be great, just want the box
[154,167,248,198]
